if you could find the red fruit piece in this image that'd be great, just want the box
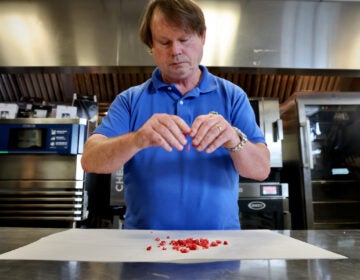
[146,246,152,251]
[223,241,228,245]
[199,238,210,248]
[187,243,197,250]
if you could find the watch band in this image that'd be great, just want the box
[227,127,248,152]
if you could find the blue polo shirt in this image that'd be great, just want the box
[94,65,265,230]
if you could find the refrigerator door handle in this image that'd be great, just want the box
[273,119,284,142]
[300,119,314,169]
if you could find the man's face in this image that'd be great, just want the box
[150,8,206,83]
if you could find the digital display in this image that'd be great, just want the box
[8,128,46,149]
[261,185,280,196]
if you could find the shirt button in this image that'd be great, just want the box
[179,100,184,105]
[168,86,172,91]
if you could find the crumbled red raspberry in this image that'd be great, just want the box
[146,236,228,253]
[187,243,197,250]
[200,238,209,247]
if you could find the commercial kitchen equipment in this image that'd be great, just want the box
[1,0,360,70]
[0,118,89,227]
[237,98,288,229]
[239,182,291,230]
[280,92,360,229]
[249,98,283,169]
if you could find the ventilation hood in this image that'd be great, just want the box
[0,0,359,108]
[0,0,359,69]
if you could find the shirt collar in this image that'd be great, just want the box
[151,65,217,96]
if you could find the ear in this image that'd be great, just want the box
[201,28,207,45]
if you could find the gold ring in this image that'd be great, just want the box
[216,124,222,133]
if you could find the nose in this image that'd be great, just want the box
[170,41,182,56]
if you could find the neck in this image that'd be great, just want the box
[163,68,202,95]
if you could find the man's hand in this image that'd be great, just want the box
[135,113,191,151]
[190,113,239,153]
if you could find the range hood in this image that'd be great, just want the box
[0,0,359,69]
[0,0,359,108]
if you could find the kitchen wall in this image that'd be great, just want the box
[0,0,359,107]
[0,0,359,69]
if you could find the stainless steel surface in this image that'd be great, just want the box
[0,158,87,223]
[0,1,359,110]
[0,180,84,190]
[301,113,319,228]
[0,118,88,226]
[280,91,360,230]
[0,154,84,180]
[0,228,360,279]
[0,117,87,125]
[0,0,359,69]
[254,98,283,168]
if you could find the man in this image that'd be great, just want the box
[81,0,270,230]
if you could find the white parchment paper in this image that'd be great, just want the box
[0,229,346,263]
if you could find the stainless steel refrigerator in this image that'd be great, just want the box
[280,92,360,229]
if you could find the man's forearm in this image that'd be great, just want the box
[81,133,140,174]
[230,142,270,181]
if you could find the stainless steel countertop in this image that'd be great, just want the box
[0,227,359,279]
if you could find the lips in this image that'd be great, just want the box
[170,61,185,66]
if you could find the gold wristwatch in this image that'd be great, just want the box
[227,127,248,152]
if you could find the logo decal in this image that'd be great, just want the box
[248,201,266,210]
